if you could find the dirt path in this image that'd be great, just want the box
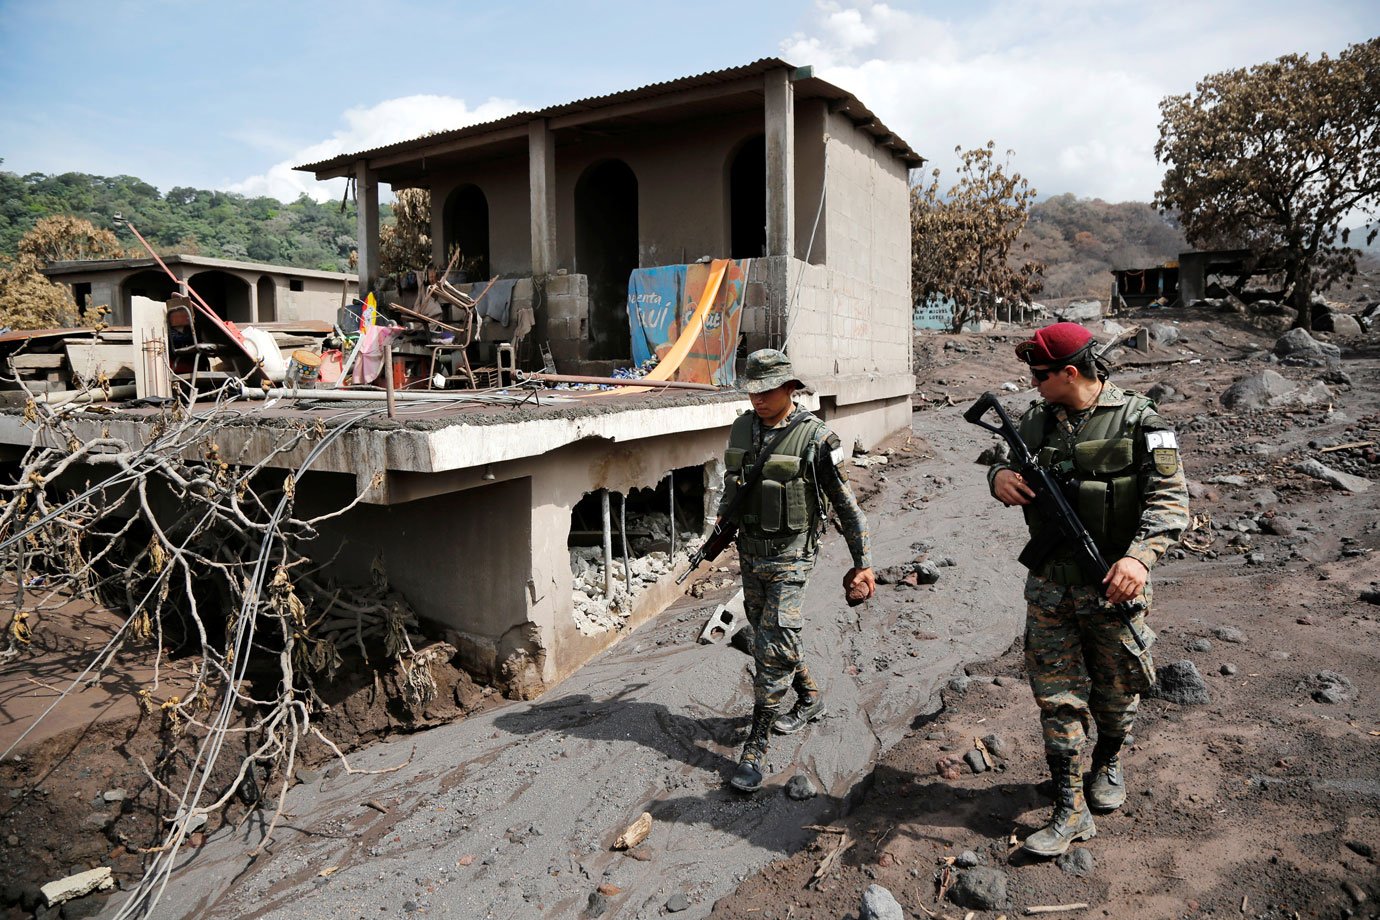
[710,315,1380,920]
[140,408,1028,919]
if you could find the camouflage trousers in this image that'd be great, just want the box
[740,550,822,710]
[1024,573,1157,757]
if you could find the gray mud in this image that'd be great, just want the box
[141,405,1026,919]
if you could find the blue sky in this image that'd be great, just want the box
[2,0,1377,204]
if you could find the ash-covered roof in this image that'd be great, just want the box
[296,58,922,179]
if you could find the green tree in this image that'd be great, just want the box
[912,143,1043,333]
[1155,37,1380,329]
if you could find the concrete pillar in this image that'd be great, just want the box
[765,69,795,347]
[529,119,557,276]
[355,160,380,295]
[764,69,795,259]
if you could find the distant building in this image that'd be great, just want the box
[42,255,356,326]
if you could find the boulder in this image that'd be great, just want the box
[1150,323,1180,346]
[1055,302,1102,322]
[1146,382,1177,404]
[1295,459,1371,493]
[1148,660,1210,706]
[1328,314,1363,336]
[1219,370,1296,410]
[1273,327,1341,366]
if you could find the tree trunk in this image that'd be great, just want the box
[1290,262,1314,330]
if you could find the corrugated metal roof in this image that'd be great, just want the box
[297,58,922,175]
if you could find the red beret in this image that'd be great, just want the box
[1016,322,1093,364]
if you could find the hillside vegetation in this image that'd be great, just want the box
[1019,193,1188,301]
[0,169,371,272]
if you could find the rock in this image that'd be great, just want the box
[665,893,690,913]
[1001,381,1020,392]
[1213,626,1244,643]
[586,890,609,917]
[1267,650,1291,661]
[1055,302,1101,322]
[785,774,818,801]
[947,675,971,695]
[59,894,107,919]
[980,733,1009,759]
[949,866,1007,910]
[1220,370,1295,409]
[40,869,113,907]
[1296,459,1371,493]
[955,850,980,868]
[1056,846,1096,876]
[295,767,324,784]
[1150,324,1180,346]
[1188,638,1212,653]
[1361,590,1380,606]
[1146,382,1177,403]
[936,757,964,780]
[101,789,126,804]
[1329,314,1363,336]
[860,884,904,920]
[1260,514,1296,536]
[977,441,1010,465]
[1186,480,1220,501]
[1306,671,1356,704]
[1274,327,1341,366]
[1206,474,1247,487]
[1343,880,1368,904]
[1148,660,1211,706]
[1345,840,1375,859]
[1221,663,1238,676]
[963,750,988,774]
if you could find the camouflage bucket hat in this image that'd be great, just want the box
[742,348,807,394]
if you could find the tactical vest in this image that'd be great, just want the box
[722,410,827,554]
[1019,391,1154,577]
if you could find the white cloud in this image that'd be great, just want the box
[782,0,1371,202]
[229,94,525,202]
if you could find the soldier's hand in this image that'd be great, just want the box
[993,469,1036,506]
[844,566,875,605]
[1103,556,1148,605]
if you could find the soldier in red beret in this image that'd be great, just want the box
[988,322,1190,856]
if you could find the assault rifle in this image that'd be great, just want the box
[964,392,1148,651]
[676,414,811,586]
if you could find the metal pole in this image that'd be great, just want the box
[602,489,614,599]
[383,341,396,419]
[620,492,631,595]
[668,470,676,559]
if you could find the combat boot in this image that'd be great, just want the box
[1023,752,1096,857]
[773,693,825,734]
[1086,733,1127,811]
[730,706,778,793]
[774,667,826,734]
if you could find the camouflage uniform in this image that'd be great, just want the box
[989,381,1189,757]
[717,349,872,794]
[989,378,1189,850]
[721,405,872,713]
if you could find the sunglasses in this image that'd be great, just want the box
[1029,365,1067,382]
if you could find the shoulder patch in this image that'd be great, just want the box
[1145,430,1178,450]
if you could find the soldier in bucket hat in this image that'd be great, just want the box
[988,322,1190,856]
[715,348,875,793]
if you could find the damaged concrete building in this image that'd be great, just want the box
[41,255,357,326]
[2,59,921,697]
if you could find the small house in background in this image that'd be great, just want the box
[41,255,357,326]
[1110,261,1180,310]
